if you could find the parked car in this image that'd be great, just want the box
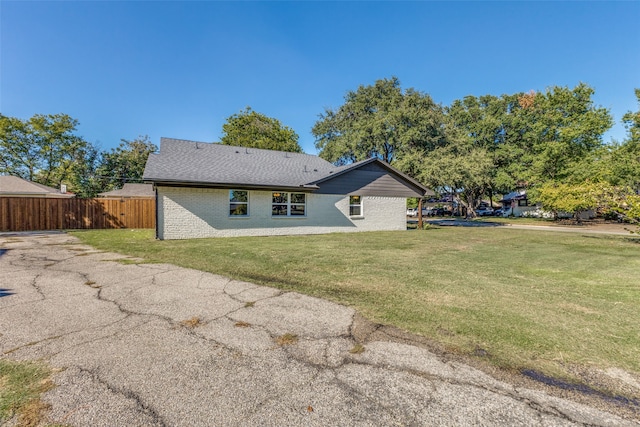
[406,208,418,217]
[429,207,452,217]
[492,208,505,216]
[476,207,494,216]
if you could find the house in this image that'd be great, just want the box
[98,183,155,199]
[143,138,430,239]
[0,176,75,198]
[499,190,533,217]
[500,190,594,219]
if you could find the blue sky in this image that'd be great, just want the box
[1,1,639,154]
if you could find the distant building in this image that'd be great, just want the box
[98,183,155,199]
[0,176,75,198]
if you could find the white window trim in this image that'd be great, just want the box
[349,195,364,218]
[229,190,249,217]
[272,192,307,217]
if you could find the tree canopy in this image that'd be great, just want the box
[313,79,619,217]
[312,77,447,165]
[0,113,90,188]
[221,107,302,153]
[0,114,160,197]
[97,135,158,192]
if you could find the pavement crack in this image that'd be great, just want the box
[77,367,168,427]
[347,357,596,425]
[29,273,46,299]
[94,287,173,325]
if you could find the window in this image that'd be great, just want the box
[272,192,306,216]
[349,195,363,217]
[518,199,528,207]
[229,190,248,216]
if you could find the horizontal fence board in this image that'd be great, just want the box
[0,197,155,232]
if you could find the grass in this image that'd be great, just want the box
[70,228,640,387]
[469,216,557,225]
[0,359,54,426]
[276,333,298,346]
[179,316,202,329]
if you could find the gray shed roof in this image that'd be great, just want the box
[143,138,429,195]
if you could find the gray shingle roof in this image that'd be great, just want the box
[98,183,155,198]
[143,138,337,189]
[143,138,429,195]
[0,175,75,198]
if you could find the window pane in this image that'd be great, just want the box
[349,195,361,205]
[291,193,306,204]
[272,192,288,204]
[350,206,361,216]
[230,203,248,216]
[230,190,248,203]
[272,205,288,216]
[291,205,306,216]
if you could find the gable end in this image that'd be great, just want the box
[315,162,424,197]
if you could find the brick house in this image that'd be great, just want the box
[143,138,429,240]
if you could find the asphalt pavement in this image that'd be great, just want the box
[0,232,637,426]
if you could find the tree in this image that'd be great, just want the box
[312,77,447,165]
[221,107,302,153]
[622,88,640,145]
[0,113,93,189]
[532,182,605,222]
[515,83,613,185]
[614,89,640,192]
[96,135,158,192]
[400,132,494,218]
[444,93,526,200]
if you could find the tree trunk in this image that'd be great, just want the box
[418,198,423,229]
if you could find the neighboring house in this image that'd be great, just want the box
[98,183,155,199]
[0,176,75,198]
[143,138,430,239]
[500,190,534,217]
[500,190,594,219]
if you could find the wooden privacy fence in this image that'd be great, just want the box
[0,197,155,232]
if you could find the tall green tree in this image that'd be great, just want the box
[622,88,640,145]
[397,115,494,217]
[221,107,302,153]
[444,93,528,197]
[0,113,93,189]
[312,77,447,165]
[515,83,613,184]
[96,135,158,192]
[614,89,640,192]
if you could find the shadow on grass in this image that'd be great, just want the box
[427,219,506,227]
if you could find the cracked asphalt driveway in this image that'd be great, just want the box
[0,232,636,426]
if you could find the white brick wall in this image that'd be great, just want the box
[157,187,407,240]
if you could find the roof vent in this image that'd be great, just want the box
[235,150,240,153]
[245,147,250,154]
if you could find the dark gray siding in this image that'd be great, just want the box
[315,162,423,196]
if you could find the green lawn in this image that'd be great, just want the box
[71,228,640,389]
[0,359,53,426]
